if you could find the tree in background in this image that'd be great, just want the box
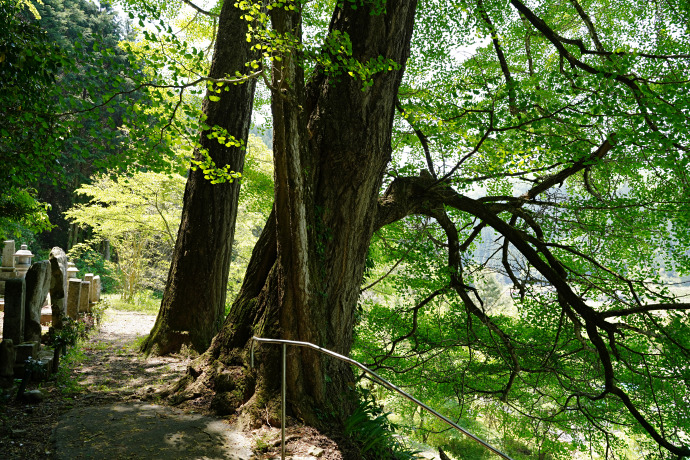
[139,0,260,356]
[0,0,64,238]
[33,0,146,250]
[64,170,185,301]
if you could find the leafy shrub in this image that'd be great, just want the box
[67,242,117,293]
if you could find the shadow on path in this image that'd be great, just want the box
[54,402,253,460]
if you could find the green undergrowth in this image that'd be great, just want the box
[346,389,420,460]
[50,308,105,396]
[54,345,88,396]
[104,290,161,314]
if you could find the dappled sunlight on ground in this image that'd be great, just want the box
[68,309,191,400]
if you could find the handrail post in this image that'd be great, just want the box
[250,336,514,460]
[281,342,286,460]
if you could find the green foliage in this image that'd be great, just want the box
[53,317,87,350]
[0,187,54,238]
[67,242,117,293]
[65,170,185,300]
[53,339,87,395]
[105,290,161,315]
[345,389,420,460]
[0,0,65,191]
[226,134,274,308]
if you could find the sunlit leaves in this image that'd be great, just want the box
[64,169,186,299]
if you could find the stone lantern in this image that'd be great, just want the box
[13,244,34,278]
[66,262,79,279]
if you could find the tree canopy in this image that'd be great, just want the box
[4,0,690,457]
[168,0,687,457]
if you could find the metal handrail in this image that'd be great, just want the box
[250,336,514,460]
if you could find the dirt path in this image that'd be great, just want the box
[0,308,344,459]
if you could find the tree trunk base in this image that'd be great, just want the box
[141,325,204,357]
[161,353,365,459]
[161,349,281,429]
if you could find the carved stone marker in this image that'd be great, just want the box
[67,279,82,319]
[24,261,51,343]
[4,278,26,344]
[1,240,14,268]
[49,248,68,329]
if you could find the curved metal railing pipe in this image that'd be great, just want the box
[250,336,514,460]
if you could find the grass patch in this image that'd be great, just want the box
[104,290,161,314]
[54,346,88,396]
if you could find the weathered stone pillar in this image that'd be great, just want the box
[79,280,91,314]
[3,278,26,343]
[49,248,68,330]
[92,275,102,302]
[24,261,51,343]
[1,241,15,267]
[66,279,81,319]
[0,240,17,298]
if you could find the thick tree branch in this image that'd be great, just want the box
[477,0,517,114]
[521,135,615,201]
[601,303,690,318]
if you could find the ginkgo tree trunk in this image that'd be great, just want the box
[169,0,420,426]
[141,0,259,355]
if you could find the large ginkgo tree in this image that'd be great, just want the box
[126,0,690,456]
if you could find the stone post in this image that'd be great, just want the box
[66,279,81,319]
[83,273,96,311]
[1,241,15,267]
[0,240,17,298]
[3,278,26,344]
[92,275,102,302]
[0,340,15,387]
[79,280,91,314]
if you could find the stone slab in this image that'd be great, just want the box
[49,247,68,329]
[91,275,101,303]
[1,240,15,268]
[3,277,25,344]
[24,260,51,342]
[0,339,15,378]
[14,341,40,362]
[66,279,81,319]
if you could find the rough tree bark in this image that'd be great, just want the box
[141,1,258,355]
[172,0,419,427]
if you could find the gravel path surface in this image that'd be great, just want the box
[1,307,342,459]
